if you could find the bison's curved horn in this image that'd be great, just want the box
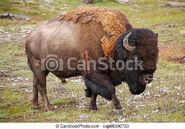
[123,32,136,51]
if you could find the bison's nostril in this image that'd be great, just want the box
[149,74,153,78]
[138,74,153,85]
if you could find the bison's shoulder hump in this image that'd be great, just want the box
[58,7,132,58]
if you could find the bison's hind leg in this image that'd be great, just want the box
[27,54,52,111]
[35,71,52,111]
[32,75,40,110]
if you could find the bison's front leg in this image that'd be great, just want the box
[83,71,123,114]
[111,94,123,115]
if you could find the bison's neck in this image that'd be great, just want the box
[108,69,126,86]
[107,52,126,86]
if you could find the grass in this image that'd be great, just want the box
[0,0,185,122]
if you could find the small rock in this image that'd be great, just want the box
[0,12,30,21]
[152,109,159,113]
[179,100,185,103]
[79,114,89,120]
[81,0,94,4]
[78,6,83,8]
[147,82,152,87]
[0,72,7,77]
[161,88,170,93]
[119,89,123,93]
[180,30,185,35]
[15,53,24,56]
[160,2,185,7]
[154,94,161,97]
[13,83,17,86]
[174,86,181,90]
[14,79,18,82]
[0,85,5,88]
[166,24,176,28]
[0,29,5,33]
[71,78,82,83]
[25,89,32,94]
[119,118,126,122]
[17,77,24,80]
[115,0,129,4]
[72,94,76,97]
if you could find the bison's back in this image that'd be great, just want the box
[59,7,132,58]
[26,7,132,77]
[27,20,81,59]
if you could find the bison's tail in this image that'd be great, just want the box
[25,41,34,74]
[25,41,44,85]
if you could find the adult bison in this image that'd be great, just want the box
[25,7,158,114]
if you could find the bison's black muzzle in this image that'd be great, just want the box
[129,84,146,95]
[138,74,153,85]
[129,74,153,95]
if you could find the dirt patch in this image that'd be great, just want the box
[159,45,185,64]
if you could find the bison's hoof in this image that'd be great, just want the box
[113,109,123,115]
[89,107,98,111]
[32,106,41,110]
[44,105,54,111]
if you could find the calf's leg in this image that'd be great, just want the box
[90,92,98,111]
[83,71,123,114]
[84,79,98,110]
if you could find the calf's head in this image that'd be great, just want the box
[116,29,159,95]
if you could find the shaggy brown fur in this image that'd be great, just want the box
[25,7,158,113]
[58,7,131,58]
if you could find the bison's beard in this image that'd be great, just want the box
[125,70,154,95]
[125,71,149,95]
